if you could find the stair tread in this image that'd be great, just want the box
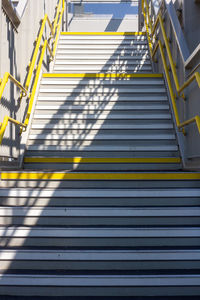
[35,105,169,110]
[1,207,200,217]
[1,274,200,286]
[31,124,174,129]
[26,145,179,151]
[28,134,176,140]
[1,226,200,237]
[1,188,198,197]
[1,249,200,260]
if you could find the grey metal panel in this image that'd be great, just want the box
[166,2,190,62]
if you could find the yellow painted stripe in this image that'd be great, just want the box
[43,73,163,78]
[2,172,200,181]
[61,32,146,36]
[24,157,181,164]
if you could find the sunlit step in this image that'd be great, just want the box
[54,60,151,65]
[55,55,150,60]
[33,113,171,120]
[37,95,168,102]
[40,79,162,86]
[56,49,149,55]
[0,226,199,248]
[57,44,148,50]
[35,104,170,111]
[28,133,176,141]
[26,145,179,151]
[60,34,146,39]
[39,87,165,93]
[58,40,148,45]
[1,207,199,226]
[53,66,152,72]
[31,123,174,130]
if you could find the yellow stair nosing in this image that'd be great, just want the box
[60,32,146,36]
[43,73,163,78]
[2,172,200,181]
[24,158,181,164]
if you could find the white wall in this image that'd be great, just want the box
[0,0,58,159]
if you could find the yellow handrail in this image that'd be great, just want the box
[53,6,65,57]
[0,116,26,145]
[0,72,27,100]
[25,14,54,91]
[0,0,65,145]
[142,0,200,135]
[23,40,54,130]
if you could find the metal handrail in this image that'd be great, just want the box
[0,0,65,145]
[142,0,200,135]
[0,72,27,99]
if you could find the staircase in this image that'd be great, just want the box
[0,32,200,298]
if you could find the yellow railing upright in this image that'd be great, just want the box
[142,0,200,135]
[0,0,65,144]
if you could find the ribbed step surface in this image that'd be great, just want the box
[1,32,197,299]
[26,73,180,170]
[54,33,151,73]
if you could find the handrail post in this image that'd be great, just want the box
[141,0,200,137]
[0,0,66,145]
